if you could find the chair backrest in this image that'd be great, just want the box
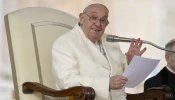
[4,7,78,100]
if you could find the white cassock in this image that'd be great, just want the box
[52,24,128,100]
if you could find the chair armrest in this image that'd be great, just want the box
[145,85,173,100]
[126,85,173,100]
[22,82,95,100]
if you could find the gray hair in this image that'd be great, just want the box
[165,39,175,54]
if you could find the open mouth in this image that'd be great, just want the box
[92,28,101,32]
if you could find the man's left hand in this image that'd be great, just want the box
[125,38,147,64]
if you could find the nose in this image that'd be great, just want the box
[94,19,102,27]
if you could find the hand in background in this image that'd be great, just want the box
[125,38,147,64]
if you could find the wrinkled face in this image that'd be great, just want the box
[79,4,109,42]
[165,45,175,72]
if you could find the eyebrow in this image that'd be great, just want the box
[90,12,108,18]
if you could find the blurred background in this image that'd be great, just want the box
[1,0,175,100]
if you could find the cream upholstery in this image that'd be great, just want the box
[5,7,78,100]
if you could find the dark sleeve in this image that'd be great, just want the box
[144,78,159,100]
[144,78,152,91]
[144,74,162,92]
[144,75,159,91]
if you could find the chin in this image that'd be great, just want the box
[89,33,103,41]
[92,37,101,41]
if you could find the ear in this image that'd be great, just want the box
[79,13,84,26]
[165,54,169,63]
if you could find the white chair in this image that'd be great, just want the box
[4,7,173,100]
[4,7,95,100]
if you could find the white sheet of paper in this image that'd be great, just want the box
[122,56,160,88]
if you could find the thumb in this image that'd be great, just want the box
[125,52,129,56]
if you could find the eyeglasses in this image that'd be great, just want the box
[83,12,109,26]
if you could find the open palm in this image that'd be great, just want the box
[125,38,147,64]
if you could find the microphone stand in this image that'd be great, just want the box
[106,35,175,54]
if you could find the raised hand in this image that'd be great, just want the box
[125,38,147,64]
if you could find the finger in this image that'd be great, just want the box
[115,80,126,89]
[120,77,128,83]
[125,52,130,60]
[137,39,143,49]
[119,76,128,81]
[140,47,147,56]
[125,52,129,57]
[125,52,129,55]
[120,84,124,88]
[125,50,134,57]
[135,38,140,48]
[120,84,125,89]
[120,79,127,84]
[115,80,122,87]
[115,83,124,89]
[117,85,123,89]
[129,38,135,50]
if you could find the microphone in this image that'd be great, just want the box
[106,35,175,54]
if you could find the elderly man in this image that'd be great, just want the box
[52,2,146,100]
[144,39,175,99]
